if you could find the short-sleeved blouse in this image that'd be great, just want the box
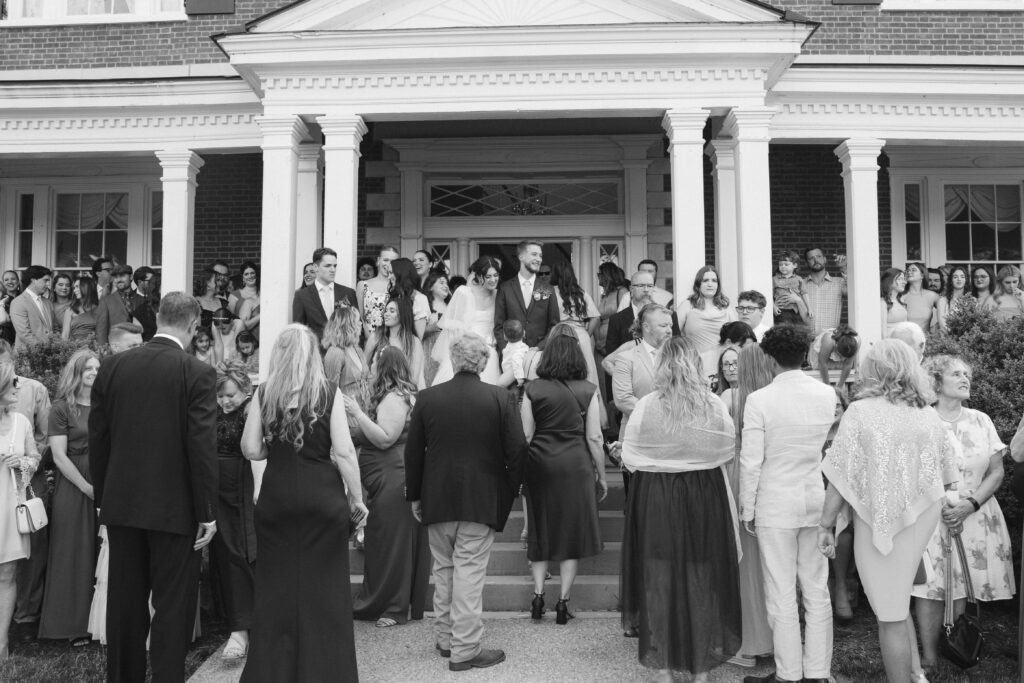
[48,399,91,455]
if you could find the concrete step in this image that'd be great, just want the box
[495,510,625,543]
[349,542,622,577]
[349,573,621,612]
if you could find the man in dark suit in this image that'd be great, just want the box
[605,270,680,357]
[95,264,146,346]
[405,333,527,672]
[292,247,359,339]
[89,292,218,683]
[493,240,559,352]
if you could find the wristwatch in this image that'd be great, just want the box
[965,496,981,512]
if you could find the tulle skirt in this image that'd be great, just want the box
[621,469,742,674]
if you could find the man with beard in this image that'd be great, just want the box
[96,265,145,346]
[794,248,846,334]
[493,240,559,352]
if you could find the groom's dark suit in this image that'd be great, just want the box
[493,276,559,352]
[90,335,218,683]
[292,281,358,339]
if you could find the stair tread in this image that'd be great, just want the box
[350,573,619,585]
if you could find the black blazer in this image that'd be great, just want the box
[292,282,358,339]
[89,336,218,536]
[605,305,681,356]
[404,372,527,532]
[493,277,559,350]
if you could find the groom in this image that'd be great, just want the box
[493,240,559,353]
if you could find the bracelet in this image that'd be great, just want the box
[966,496,981,512]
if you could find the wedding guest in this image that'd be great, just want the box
[211,260,233,302]
[421,270,450,386]
[494,241,560,351]
[808,325,860,388]
[548,261,602,401]
[293,247,359,341]
[970,265,995,308]
[912,356,1015,675]
[38,349,100,645]
[595,262,631,355]
[926,268,945,294]
[499,320,530,389]
[903,262,940,333]
[412,250,436,291]
[818,340,958,683]
[346,347,430,628]
[390,257,431,338]
[621,336,739,683]
[983,264,1024,320]
[823,389,855,625]
[195,269,223,329]
[676,265,736,376]
[300,262,317,289]
[89,292,218,683]
[0,363,40,661]
[522,329,606,623]
[240,324,366,683]
[716,346,740,399]
[190,326,215,366]
[0,271,20,346]
[725,344,775,668]
[211,363,256,661]
[231,262,260,338]
[432,257,502,386]
[235,331,259,376]
[736,290,771,341]
[323,307,366,401]
[740,325,837,683]
[108,323,143,355]
[364,298,425,390]
[888,321,926,362]
[95,265,143,347]
[447,275,467,294]
[51,273,75,331]
[404,333,526,671]
[0,342,50,634]
[612,305,674,441]
[131,267,158,340]
[604,271,680,365]
[10,265,54,352]
[773,250,811,325]
[636,259,674,308]
[881,268,909,336]
[212,308,245,365]
[936,265,969,332]
[709,322,758,391]
[356,257,377,283]
[802,248,847,334]
[90,257,113,299]
[358,246,399,340]
[63,277,99,343]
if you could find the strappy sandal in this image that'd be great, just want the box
[375,617,398,628]
[222,634,248,659]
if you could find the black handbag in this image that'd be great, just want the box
[939,531,984,669]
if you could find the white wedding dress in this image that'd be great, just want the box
[431,285,501,386]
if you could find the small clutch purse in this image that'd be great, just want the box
[7,417,47,534]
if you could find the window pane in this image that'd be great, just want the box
[55,232,80,268]
[904,184,921,222]
[56,194,81,231]
[430,182,620,217]
[971,223,996,261]
[945,224,970,261]
[151,230,162,267]
[945,185,970,223]
[151,191,163,229]
[80,193,108,231]
[105,193,129,229]
[80,230,104,265]
[996,184,1021,222]
[105,230,127,265]
[969,185,996,223]
[998,223,1021,261]
[906,222,922,260]
[18,232,33,268]
[18,194,34,232]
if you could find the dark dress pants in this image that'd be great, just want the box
[106,526,201,683]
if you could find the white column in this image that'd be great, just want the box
[318,114,368,288]
[456,238,471,277]
[579,235,594,295]
[399,165,424,257]
[295,142,323,278]
[155,150,204,297]
[724,108,775,320]
[706,139,739,301]
[836,139,885,346]
[662,109,709,304]
[256,115,307,376]
[621,158,651,278]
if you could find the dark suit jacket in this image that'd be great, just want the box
[493,277,559,351]
[404,372,527,532]
[95,290,146,345]
[605,305,681,356]
[292,282,358,339]
[89,336,218,536]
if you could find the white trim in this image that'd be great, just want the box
[0,13,187,26]
[795,55,1024,67]
[0,64,239,82]
[880,0,1024,10]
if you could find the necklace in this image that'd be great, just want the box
[938,406,964,423]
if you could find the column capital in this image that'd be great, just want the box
[705,139,737,170]
[661,109,708,145]
[155,149,204,179]
[318,114,368,152]
[255,115,309,150]
[834,138,885,173]
[296,141,323,172]
[721,107,775,141]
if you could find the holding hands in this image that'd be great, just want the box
[817,524,836,559]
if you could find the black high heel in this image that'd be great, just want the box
[555,598,574,625]
[530,593,545,620]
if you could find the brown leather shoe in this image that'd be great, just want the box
[449,648,506,672]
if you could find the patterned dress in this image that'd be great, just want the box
[911,408,1016,602]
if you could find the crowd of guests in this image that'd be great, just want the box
[0,241,1022,683]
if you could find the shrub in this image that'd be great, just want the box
[15,334,102,397]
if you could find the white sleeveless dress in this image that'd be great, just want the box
[431,285,501,386]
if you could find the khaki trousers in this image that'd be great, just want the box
[427,521,494,663]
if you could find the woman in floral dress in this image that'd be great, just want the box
[912,355,1015,673]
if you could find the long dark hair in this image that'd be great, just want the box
[945,265,969,302]
[535,324,588,381]
[687,265,730,310]
[548,261,588,321]
[72,277,99,314]
[370,295,417,362]
[469,256,501,284]
[970,265,995,298]
[598,262,629,297]
[239,260,260,291]
[423,270,450,312]
[367,346,417,419]
[880,268,905,310]
[389,257,419,301]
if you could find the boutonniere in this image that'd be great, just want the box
[533,286,552,301]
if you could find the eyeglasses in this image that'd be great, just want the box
[630,284,654,289]
[735,306,763,313]
[722,361,738,370]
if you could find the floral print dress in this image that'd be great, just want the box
[911,408,1016,602]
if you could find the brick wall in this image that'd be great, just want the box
[0,1,288,70]
[193,153,262,275]
[766,0,1024,56]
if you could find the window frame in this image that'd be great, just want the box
[0,0,186,27]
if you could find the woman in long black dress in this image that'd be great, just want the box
[211,362,257,660]
[344,347,430,628]
[38,349,100,644]
[521,327,606,624]
[240,324,367,683]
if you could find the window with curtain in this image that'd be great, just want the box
[904,184,922,261]
[16,194,34,268]
[151,190,163,268]
[944,183,1022,272]
[2,0,182,22]
[54,192,129,272]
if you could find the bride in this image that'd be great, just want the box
[432,256,502,385]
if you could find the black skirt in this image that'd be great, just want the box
[621,468,742,675]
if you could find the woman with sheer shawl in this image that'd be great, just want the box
[620,336,741,683]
